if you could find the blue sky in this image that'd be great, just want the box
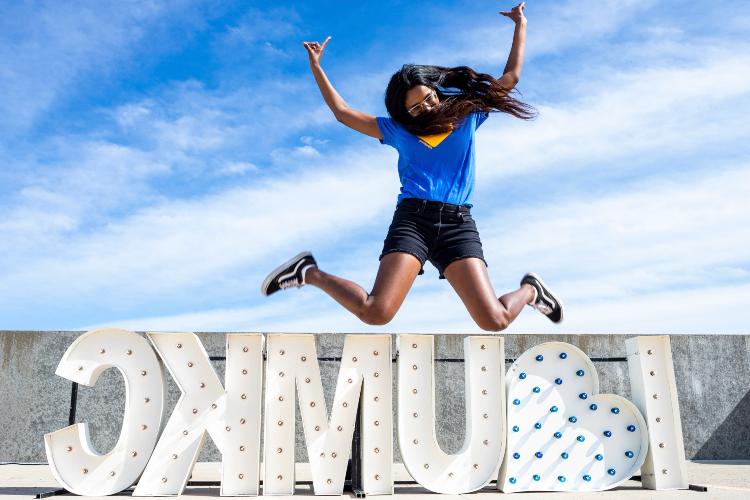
[1,0,749,334]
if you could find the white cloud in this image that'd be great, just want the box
[474,49,750,181]
[407,0,657,67]
[1,145,400,313]
[216,161,259,176]
[0,1,200,135]
[270,144,321,162]
[220,6,302,46]
[0,141,170,263]
[85,163,750,335]
[300,135,330,147]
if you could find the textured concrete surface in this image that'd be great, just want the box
[1,462,749,498]
[0,332,748,463]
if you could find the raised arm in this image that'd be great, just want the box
[303,37,383,140]
[498,1,527,92]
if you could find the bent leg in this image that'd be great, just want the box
[304,252,422,325]
[442,257,536,332]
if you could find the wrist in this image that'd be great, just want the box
[516,19,527,27]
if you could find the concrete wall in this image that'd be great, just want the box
[1,331,748,463]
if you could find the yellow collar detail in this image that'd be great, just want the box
[417,125,453,149]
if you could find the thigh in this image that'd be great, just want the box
[369,251,423,316]
[443,257,502,326]
[380,206,431,276]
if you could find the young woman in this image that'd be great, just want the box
[261,2,564,330]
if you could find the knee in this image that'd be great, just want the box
[477,313,509,332]
[359,300,396,326]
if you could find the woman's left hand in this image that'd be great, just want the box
[499,1,527,25]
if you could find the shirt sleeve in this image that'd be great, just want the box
[376,116,399,148]
[475,110,490,130]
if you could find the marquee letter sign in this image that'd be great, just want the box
[133,333,264,496]
[626,335,688,489]
[499,342,648,492]
[398,335,505,494]
[45,330,688,496]
[263,334,393,496]
[44,328,165,496]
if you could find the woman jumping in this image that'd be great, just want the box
[261,2,564,331]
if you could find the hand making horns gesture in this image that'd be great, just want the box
[302,35,331,66]
[499,1,527,24]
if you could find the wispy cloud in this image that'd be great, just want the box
[83,160,750,335]
[0,0,209,137]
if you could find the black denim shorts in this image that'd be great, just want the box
[379,197,488,279]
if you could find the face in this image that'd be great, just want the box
[405,84,439,117]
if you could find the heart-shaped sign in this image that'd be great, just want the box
[499,342,648,492]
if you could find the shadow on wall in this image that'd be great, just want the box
[696,389,750,459]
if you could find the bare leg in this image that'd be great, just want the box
[442,257,536,331]
[304,252,423,325]
[499,286,536,321]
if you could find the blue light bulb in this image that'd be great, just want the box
[625,450,634,458]
[569,416,577,423]
[627,424,637,432]
[583,474,591,482]
[512,425,520,432]
[611,407,620,414]
[561,452,569,459]
[576,369,585,376]
[595,454,603,461]
[555,377,563,385]
[579,392,588,400]
[559,352,568,359]
[513,398,521,405]
[535,451,543,459]
[558,475,566,482]
[550,406,559,413]
[577,435,585,442]
[509,477,517,484]
[533,386,541,393]
[519,372,527,380]
[590,403,598,411]
[603,430,612,438]
[607,468,616,476]
[534,422,542,429]
[554,431,562,438]
[513,452,520,459]
[536,354,544,362]
[533,474,541,481]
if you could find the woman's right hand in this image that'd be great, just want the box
[303,36,331,67]
[499,1,527,25]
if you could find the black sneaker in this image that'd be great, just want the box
[521,272,564,323]
[261,251,318,296]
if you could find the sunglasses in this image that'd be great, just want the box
[407,89,438,116]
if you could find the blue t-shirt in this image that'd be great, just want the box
[376,110,489,208]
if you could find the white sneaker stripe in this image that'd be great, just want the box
[277,259,306,282]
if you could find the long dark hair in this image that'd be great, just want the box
[384,64,538,136]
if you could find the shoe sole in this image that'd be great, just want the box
[525,272,565,323]
[261,251,313,296]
